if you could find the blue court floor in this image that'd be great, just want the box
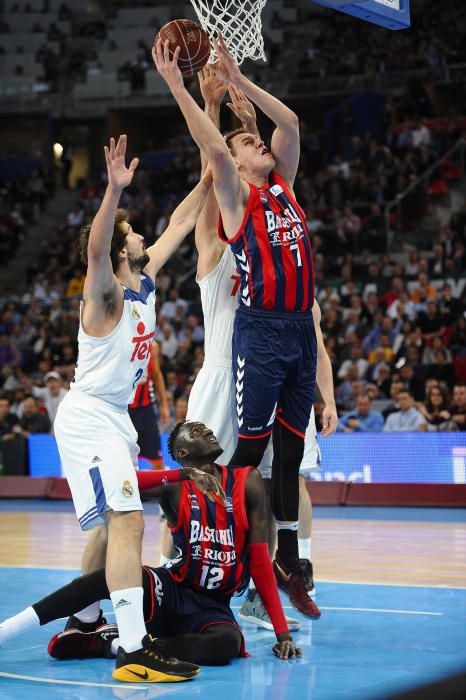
[1,506,465,699]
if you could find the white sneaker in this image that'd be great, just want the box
[238,593,301,632]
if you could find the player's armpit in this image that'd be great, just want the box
[212,165,248,241]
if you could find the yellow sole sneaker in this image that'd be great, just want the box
[112,663,200,683]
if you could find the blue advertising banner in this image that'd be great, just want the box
[28,433,466,484]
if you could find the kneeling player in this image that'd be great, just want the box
[0,421,300,676]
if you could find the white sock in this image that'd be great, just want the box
[74,600,101,623]
[298,537,311,560]
[110,587,146,653]
[159,554,171,566]
[0,606,40,645]
[111,637,120,656]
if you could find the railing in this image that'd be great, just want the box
[383,138,466,252]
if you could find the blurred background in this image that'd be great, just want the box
[0,0,465,479]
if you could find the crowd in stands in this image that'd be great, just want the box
[2,1,466,99]
[0,131,465,444]
[296,0,466,81]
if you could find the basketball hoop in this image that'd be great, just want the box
[189,0,268,64]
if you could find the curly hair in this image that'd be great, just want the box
[78,208,129,273]
[167,421,187,460]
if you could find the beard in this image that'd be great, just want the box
[128,251,150,273]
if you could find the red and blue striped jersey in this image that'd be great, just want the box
[129,356,155,409]
[219,172,315,313]
[168,465,251,598]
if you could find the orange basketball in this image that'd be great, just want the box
[155,19,211,78]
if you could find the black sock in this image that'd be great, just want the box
[33,570,110,625]
[277,529,299,571]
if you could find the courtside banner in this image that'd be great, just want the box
[28,433,466,483]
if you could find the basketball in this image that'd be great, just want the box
[155,19,211,78]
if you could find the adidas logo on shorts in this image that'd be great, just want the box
[92,456,102,463]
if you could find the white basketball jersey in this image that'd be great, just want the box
[71,273,156,409]
[198,248,238,364]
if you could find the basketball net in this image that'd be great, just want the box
[189,0,267,64]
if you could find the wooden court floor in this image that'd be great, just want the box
[1,502,465,587]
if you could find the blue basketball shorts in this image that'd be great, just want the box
[142,566,239,637]
[232,307,317,439]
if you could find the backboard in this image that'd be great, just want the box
[312,0,411,30]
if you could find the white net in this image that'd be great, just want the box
[189,0,268,65]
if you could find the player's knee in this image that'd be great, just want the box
[202,624,242,664]
[229,436,269,467]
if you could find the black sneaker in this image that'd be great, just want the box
[64,609,107,632]
[112,634,200,683]
[48,623,119,659]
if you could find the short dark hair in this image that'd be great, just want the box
[224,128,248,156]
[78,208,129,273]
[168,421,186,460]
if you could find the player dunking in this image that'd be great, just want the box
[53,134,214,682]
[154,37,333,615]
[0,422,301,672]
[176,69,337,624]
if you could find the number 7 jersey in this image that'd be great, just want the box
[167,465,252,598]
[219,171,315,313]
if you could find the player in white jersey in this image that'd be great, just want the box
[176,72,337,627]
[53,134,214,682]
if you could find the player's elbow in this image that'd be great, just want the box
[288,111,299,131]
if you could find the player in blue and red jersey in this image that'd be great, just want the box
[0,421,300,680]
[129,342,169,470]
[154,36,318,615]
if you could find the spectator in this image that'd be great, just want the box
[418,385,456,431]
[31,371,68,424]
[160,325,178,360]
[19,396,51,435]
[399,363,425,401]
[449,384,466,430]
[382,378,405,420]
[338,394,384,433]
[337,345,368,380]
[160,289,188,320]
[418,301,445,342]
[0,395,19,440]
[383,390,427,432]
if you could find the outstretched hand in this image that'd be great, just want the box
[198,64,227,107]
[212,33,242,85]
[104,135,139,192]
[226,84,257,132]
[152,39,183,92]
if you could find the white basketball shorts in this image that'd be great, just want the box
[258,406,322,480]
[187,361,236,464]
[54,390,142,531]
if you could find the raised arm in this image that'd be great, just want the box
[195,66,227,277]
[213,34,300,189]
[144,170,213,280]
[152,39,247,239]
[82,135,139,335]
[245,469,302,660]
[312,301,338,436]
